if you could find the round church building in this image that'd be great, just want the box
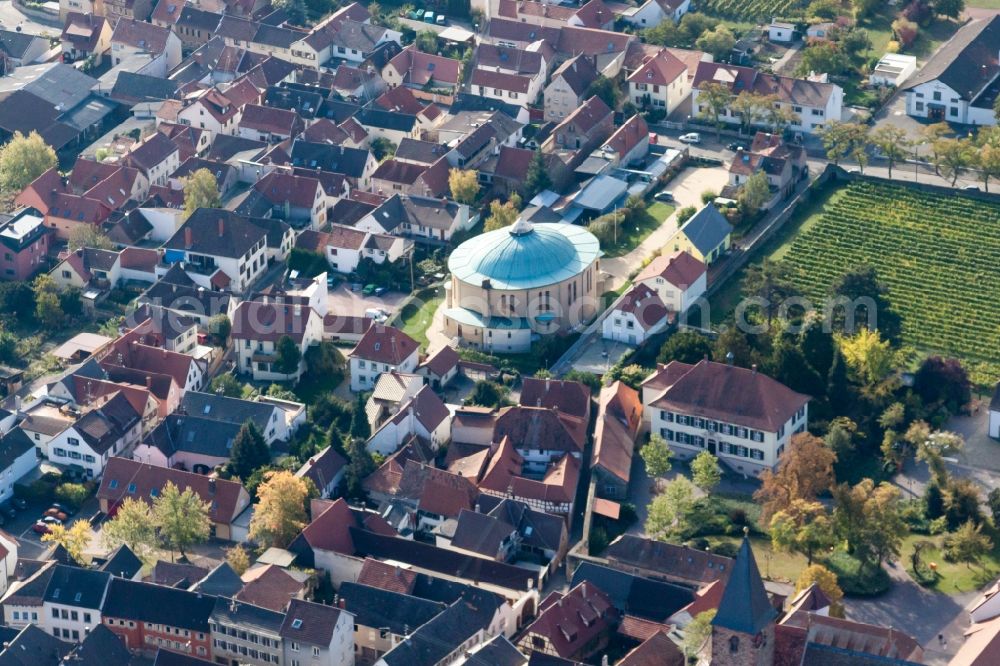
[443,220,602,353]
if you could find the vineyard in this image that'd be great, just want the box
[777,181,1000,386]
[696,0,804,21]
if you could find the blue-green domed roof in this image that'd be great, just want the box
[448,221,601,291]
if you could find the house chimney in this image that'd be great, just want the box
[751,363,757,375]
[208,477,216,495]
[545,376,550,391]
[184,227,193,249]
[146,376,152,388]
[218,218,224,237]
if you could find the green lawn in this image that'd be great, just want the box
[902,533,1000,595]
[397,286,444,350]
[599,202,675,258]
[711,535,809,584]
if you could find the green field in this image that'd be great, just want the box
[397,286,444,350]
[771,181,1000,386]
[698,0,801,21]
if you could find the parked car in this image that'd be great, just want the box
[41,516,62,526]
[436,14,447,24]
[49,502,75,516]
[654,191,674,202]
[374,287,388,297]
[679,133,701,144]
[44,508,68,521]
[964,185,981,192]
[32,520,51,534]
[362,284,377,296]
[727,142,745,151]
[11,497,26,510]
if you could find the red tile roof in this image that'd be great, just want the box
[253,171,320,208]
[356,557,417,595]
[592,381,642,484]
[97,458,249,524]
[628,49,687,86]
[350,324,419,365]
[649,359,810,432]
[470,68,532,94]
[375,86,425,115]
[230,300,318,344]
[241,104,302,136]
[634,250,706,289]
[614,284,669,331]
[299,498,356,553]
[493,146,534,181]
[397,460,479,519]
[388,45,462,86]
[603,114,649,160]
[419,344,459,378]
[519,377,592,421]
[236,564,305,611]
[522,582,617,659]
[618,631,684,666]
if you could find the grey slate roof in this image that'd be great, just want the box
[0,30,44,59]
[379,588,504,666]
[680,203,733,255]
[467,635,528,666]
[98,544,143,579]
[901,15,1000,102]
[712,537,776,635]
[570,561,694,621]
[192,561,245,598]
[0,428,34,472]
[164,208,269,258]
[111,72,179,102]
[146,414,240,459]
[338,582,445,635]
[279,598,344,646]
[210,597,285,633]
[43,565,111,610]
[0,625,71,666]
[288,140,370,177]
[69,624,130,666]
[180,391,276,432]
[102,578,217,631]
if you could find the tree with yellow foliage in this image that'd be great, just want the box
[42,520,92,566]
[448,168,480,204]
[837,327,893,385]
[484,194,522,232]
[249,470,315,548]
[796,564,845,617]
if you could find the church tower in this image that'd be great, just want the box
[709,534,777,666]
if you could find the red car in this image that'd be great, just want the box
[32,520,52,534]
[44,508,67,521]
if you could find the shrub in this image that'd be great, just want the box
[677,206,697,225]
[54,483,90,509]
[712,540,740,558]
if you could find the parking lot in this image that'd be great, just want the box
[326,283,407,319]
[7,495,101,560]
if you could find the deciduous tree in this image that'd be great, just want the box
[657,329,713,364]
[770,499,835,565]
[68,226,114,251]
[0,131,56,193]
[448,169,480,204]
[934,137,973,186]
[755,432,837,524]
[933,0,964,18]
[183,168,221,219]
[152,481,211,560]
[796,565,845,617]
[640,433,673,478]
[101,497,156,558]
[695,24,735,61]
[691,451,722,494]
[226,545,251,576]
[870,126,911,178]
[249,470,314,548]
[484,194,521,231]
[832,479,906,572]
[42,519,92,565]
[944,520,992,568]
[837,328,893,385]
[696,82,733,141]
[645,476,696,538]
[740,259,800,326]
[738,170,771,214]
[523,150,550,199]
[585,76,620,110]
[683,610,716,659]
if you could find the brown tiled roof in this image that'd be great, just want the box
[374,85,425,115]
[98,458,248,524]
[236,564,304,611]
[494,405,585,454]
[603,114,649,159]
[523,582,617,659]
[356,557,417,595]
[279,599,345,647]
[574,0,614,27]
[618,616,672,642]
[649,359,810,431]
[388,385,450,434]
[640,360,694,396]
[349,324,419,365]
[614,284,669,331]
[362,435,434,497]
[396,460,478,519]
[230,300,318,344]
[240,104,302,136]
[493,146,533,181]
[555,94,612,136]
[111,17,171,53]
[302,118,349,145]
[419,344,459,378]
[551,54,598,96]
[253,171,320,208]
[298,498,356,553]
[634,250,705,289]
[323,314,373,338]
[325,223,366,250]
[62,12,108,52]
[371,159,426,187]
[618,631,684,666]
[592,381,642,484]
[471,68,532,94]
[519,377,591,420]
[628,49,687,86]
[388,45,462,86]
[476,43,544,76]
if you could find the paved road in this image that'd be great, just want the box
[0,1,60,34]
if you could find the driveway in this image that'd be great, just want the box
[600,165,731,291]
